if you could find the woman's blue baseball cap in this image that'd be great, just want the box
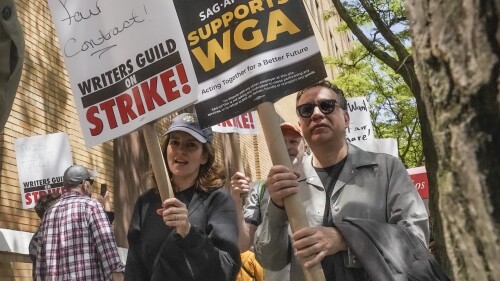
[164,113,213,143]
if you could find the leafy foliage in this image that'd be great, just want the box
[325,0,424,167]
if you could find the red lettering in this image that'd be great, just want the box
[116,92,138,125]
[86,65,194,136]
[247,112,254,129]
[86,106,103,136]
[221,120,232,127]
[25,192,33,205]
[159,69,180,102]
[175,63,191,95]
[33,191,41,203]
[132,86,146,116]
[141,77,166,110]
[241,113,250,128]
[176,63,188,84]
[233,116,243,128]
[26,189,64,207]
[99,99,118,129]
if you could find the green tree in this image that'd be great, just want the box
[330,43,423,167]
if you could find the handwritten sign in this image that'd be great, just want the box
[211,111,258,134]
[407,166,429,199]
[48,0,326,141]
[173,0,327,128]
[346,97,374,142]
[47,0,198,147]
[14,133,72,209]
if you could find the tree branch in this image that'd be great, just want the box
[358,0,410,60]
[330,0,400,70]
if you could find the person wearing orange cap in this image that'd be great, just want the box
[230,122,306,281]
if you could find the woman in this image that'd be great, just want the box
[125,113,241,281]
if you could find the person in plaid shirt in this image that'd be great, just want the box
[35,165,124,281]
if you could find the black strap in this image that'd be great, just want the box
[241,264,255,279]
[240,253,256,279]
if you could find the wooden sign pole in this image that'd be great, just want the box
[228,133,244,173]
[257,102,325,281]
[142,123,173,202]
[228,132,248,198]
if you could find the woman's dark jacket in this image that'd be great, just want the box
[125,187,241,281]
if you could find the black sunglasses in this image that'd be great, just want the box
[296,99,338,118]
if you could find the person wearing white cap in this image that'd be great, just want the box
[125,113,240,281]
[230,122,306,281]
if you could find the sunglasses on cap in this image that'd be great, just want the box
[296,99,338,118]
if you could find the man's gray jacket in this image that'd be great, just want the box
[254,143,429,281]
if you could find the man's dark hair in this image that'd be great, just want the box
[296,80,348,110]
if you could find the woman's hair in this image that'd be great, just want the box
[150,134,226,192]
[34,192,61,218]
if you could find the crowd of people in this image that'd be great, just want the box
[27,81,451,281]
[0,2,453,280]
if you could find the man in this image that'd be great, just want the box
[36,165,124,281]
[254,80,429,280]
[230,122,306,281]
[0,0,24,132]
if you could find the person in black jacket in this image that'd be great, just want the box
[125,113,241,281]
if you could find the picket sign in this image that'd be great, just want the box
[212,111,259,135]
[257,102,325,281]
[14,132,73,209]
[407,166,429,200]
[46,0,327,278]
